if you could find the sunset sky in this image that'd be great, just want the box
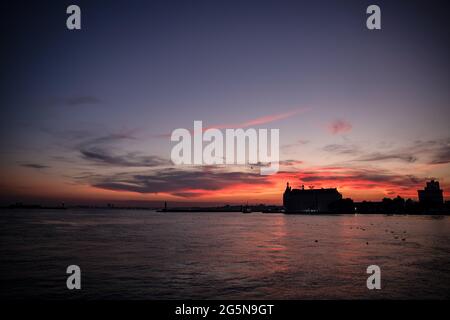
[1,0,449,206]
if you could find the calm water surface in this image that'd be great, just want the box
[1,209,449,299]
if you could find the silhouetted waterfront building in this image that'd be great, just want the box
[283,183,342,213]
[418,180,444,206]
[328,198,355,213]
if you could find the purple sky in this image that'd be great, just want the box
[1,0,449,205]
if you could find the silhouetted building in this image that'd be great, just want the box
[418,180,443,206]
[283,183,342,213]
[328,198,355,213]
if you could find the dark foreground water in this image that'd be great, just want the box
[0,209,449,299]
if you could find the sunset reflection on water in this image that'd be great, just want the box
[1,210,449,299]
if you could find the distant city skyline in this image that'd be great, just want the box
[1,0,449,205]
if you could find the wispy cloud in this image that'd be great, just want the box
[322,138,450,164]
[281,139,309,151]
[323,143,360,155]
[297,168,421,186]
[327,119,352,135]
[279,160,304,166]
[20,163,50,169]
[64,96,102,106]
[78,133,169,168]
[80,149,168,167]
[79,133,136,146]
[356,152,417,163]
[156,108,309,138]
[91,167,271,197]
[209,109,308,130]
[429,143,450,164]
[47,95,102,107]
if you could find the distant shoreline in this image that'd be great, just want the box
[1,205,449,216]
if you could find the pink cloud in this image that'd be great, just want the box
[328,119,352,135]
[155,108,309,138]
[209,108,308,130]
